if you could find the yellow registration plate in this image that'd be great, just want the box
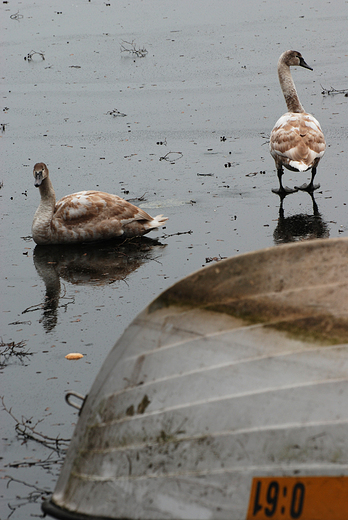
[246,476,348,520]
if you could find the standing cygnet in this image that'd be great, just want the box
[270,50,326,197]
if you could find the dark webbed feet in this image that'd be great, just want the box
[272,168,299,197]
[294,167,320,193]
[272,186,298,196]
[294,182,320,193]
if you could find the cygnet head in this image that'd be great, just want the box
[279,50,313,71]
[33,162,49,187]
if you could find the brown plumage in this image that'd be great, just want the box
[31,163,168,245]
[270,50,326,196]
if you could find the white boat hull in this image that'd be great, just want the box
[43,238,348,519]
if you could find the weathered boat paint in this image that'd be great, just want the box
[43,238,348,519]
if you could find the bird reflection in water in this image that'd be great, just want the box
[33,237,166,332]
[273,193,329,245]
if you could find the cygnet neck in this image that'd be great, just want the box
[278,60,305,114]
[38,176,56,208]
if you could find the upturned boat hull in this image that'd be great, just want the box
[43,238,348,520]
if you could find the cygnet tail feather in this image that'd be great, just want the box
[150,214,168,228]
[289,160,311,172]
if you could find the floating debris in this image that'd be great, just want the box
[246,171,266,177]
[161,229,193,238]
[10,11,23,20]
[0,340,33,366]
[1,396,70,451]
[24,50,45,61]
[321,84,348,96]
[126,192,147,203]
[65,353,84,360]
[159,151,183,164]
[205,255,227,263]
[107,108,127,117]
[8,320,31,326]
[120,40,148,58]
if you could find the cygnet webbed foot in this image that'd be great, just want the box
[294,182,320,193]
[272,186,298,196]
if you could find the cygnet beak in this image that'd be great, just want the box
[299,57,313,71]
[34,170,43,187]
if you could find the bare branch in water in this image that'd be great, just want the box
[24,50,45,61]
[0,339,34,366]
[126,192,147,203]
[161,230,193,238]
[107,108,127,117]
[4,476,51,518]
[1,396,70,453]
[10,11,24,20]
[120,40,148,58]
[159,151,183,164]
[320,84,348,96]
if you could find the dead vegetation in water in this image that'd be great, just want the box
[21,286,75,316]
[10,10,24,21]
[2,396,70,517]
[245,170,266,177]
[260,132,270,145]
[205,255,227,264]
[126,192,147,203]
[0,339,34,367]
[161,229,193,239]
[5,476,51,518]
[24,50,45,61]
[159,151,183,164]
[1,396,70,453]
[107,108,127,117]
[320,84,348,96]
[120,40,148,58]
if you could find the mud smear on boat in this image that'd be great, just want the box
[151,238,348,344]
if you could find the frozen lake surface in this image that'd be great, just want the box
[1,0,347,518]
